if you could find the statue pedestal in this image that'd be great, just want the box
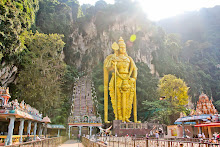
[112,120,150,137]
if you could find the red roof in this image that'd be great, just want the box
[195,122,220,127]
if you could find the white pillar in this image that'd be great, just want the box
[33,122,37,140]
[38,123,42,137]
[19,119,24,143]
[99,127,102,134]
[68,125,71,139]
[89,126,93,137]
[44,123,47,138]
[27,120,32,135]
[198,120,202,134]
[58,129,60,137]
[78,126,82,136]
[5,116,16,145]
[39,124,43,136]
[182,122,186,138]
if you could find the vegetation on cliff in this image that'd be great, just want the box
[0,0,219,124]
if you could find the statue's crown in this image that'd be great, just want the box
[118,37,126,48]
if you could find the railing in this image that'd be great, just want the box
[2,136,67,147]
[0,135,36,144]
[0,135,59,144]
[82,137,107,147]
[96,136,220,147]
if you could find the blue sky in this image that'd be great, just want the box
[78,0,220,21]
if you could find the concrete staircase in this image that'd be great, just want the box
[72,76,96,117]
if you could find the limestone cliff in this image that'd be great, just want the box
[0,62,17,86]
[65,8,161,75]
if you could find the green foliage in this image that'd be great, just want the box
[36,0,73,35]
[158,74,189,105]
[58,0,83,19]
[158,6,220,104]
[13,31,66,123]
[92,63,114,120]
[142,99,189,125]
[214,100,220,112]
[136,62,159,120]
[142,74,189,125]
[3,0,219,126]
[0,0,39,61]
[56,65,79,124]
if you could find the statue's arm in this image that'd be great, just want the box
[129,57,137,79]
[104,54,115,71]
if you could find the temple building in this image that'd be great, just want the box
[0,87,51,145]
[174,93,219,138]
[68,76,102,139]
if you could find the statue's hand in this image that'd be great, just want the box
[129,78,136,83]
[111,60,117,67]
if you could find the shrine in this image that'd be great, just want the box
[0,87,51,145]
[174,93,219,138]
[194,93,218,115]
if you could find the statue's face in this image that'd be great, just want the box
[119,46,126,54]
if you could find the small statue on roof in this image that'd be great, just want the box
[12,99,19,110]
[20,100,25,110]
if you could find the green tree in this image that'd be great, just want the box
[159,74,189,105]
[136,62,159,121]
[15,31,66,121]
[0,0,39,61]
[144,74,190,124]
[214,100,220,112]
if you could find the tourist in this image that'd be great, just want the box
[36,136,41,141]
[217,132,220,141]
[216,132,219,139]
[77,134,81,142]
[26,133,31,142]
[155,131,159,139]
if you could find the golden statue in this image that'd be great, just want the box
[104,37,138,123]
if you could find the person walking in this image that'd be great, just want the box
[77,134,81,142]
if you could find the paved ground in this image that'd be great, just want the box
[59,140,84,147]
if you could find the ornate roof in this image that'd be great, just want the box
[195,93,217,115]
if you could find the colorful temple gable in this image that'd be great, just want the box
[194,93,218,115]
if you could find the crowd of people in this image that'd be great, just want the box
[195,132,220,144]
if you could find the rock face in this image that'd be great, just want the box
[0,62,17,86]
[65,13,160,74]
